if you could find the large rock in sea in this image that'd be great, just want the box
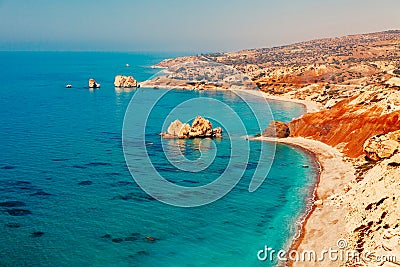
[189,116,213,138]
[164,116,222,139]
[114,75,137,88]
[262,121,290,138]
[363,130,400,161]
[167,120,191,139]
[89,78,100,88]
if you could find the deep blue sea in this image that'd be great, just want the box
[0,52,317,266]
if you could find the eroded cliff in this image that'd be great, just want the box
[289,88,400,158]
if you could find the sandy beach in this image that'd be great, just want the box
[138,85,322,114]
[230,89,358,265]
[251,136,356,266]
[234,89,321,114]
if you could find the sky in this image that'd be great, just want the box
[1,0,399,53]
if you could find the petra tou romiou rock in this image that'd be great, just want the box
[162,116,222,139]
[363,130,400,161]
[114,75,137,88]
[88,78,100,88]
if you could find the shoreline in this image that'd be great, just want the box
[139,84,322,114]
[140,83,350,265]
[233,89,321,114]
[251,137,355,266]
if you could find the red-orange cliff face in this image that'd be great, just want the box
[289,89,400,158]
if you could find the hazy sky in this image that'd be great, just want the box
[1,0,399,52]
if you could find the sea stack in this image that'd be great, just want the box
[89,78,100,88]
[114,75,137,88]
[163,116,222,139]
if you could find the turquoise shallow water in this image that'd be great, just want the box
[0,52,317,266]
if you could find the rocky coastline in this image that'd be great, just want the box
[146,30,400,266]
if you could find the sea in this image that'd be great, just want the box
[0,52,317,267]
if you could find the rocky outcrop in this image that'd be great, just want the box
[167,120,190,139]
[163,116,222,139]
[262,121,290,138]
[386,77,400,87]
[189,116,213,138]
[363,130,400,161]
[212,127,223,138]
[89,78,100,88]
[114,75,137,88]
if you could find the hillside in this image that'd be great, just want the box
[147,30,400,159]
[152,30,400,107]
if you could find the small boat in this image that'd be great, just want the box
[66,84,72,88]
[126,63,130,67]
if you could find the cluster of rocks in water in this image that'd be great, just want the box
[1,200,45,238]
[87,75,138,89]
[0,180,53,241]
[163,117,293,139]
[1,200,31,216]
[162,116,222,139]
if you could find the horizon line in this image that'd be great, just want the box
[1,28,398,55]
